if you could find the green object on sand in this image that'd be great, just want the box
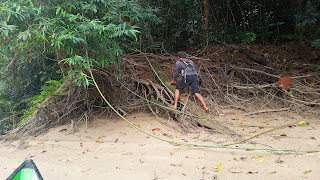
[6,159,43,180]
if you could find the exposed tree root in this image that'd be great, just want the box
[3,43,320,140]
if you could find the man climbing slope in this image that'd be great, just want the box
[168,51,208,111]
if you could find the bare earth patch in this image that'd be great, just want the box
[1,111,319,180]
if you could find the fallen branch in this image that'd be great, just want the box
[243,108,291,116]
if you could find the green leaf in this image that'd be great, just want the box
[16,5,20,12]
[7,12,11,22]
[28,0,34,8]
[56,6,61,15]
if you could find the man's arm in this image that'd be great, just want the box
[168,61,182,85]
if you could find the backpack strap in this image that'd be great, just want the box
[179,58,189,68]
[179,58,196,83]
[179,59,194,70]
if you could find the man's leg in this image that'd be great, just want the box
[194,93,208,111]
[170,89,181,109]
[190,75,208,111]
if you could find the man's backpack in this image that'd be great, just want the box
[179,58,196,73]
[179,59,197,82]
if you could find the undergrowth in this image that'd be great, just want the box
[21,78,65,123]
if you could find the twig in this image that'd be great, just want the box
[5,56,15,72]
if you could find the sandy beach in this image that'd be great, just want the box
[1,110,319,180]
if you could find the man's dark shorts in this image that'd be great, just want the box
[176,74,200,94]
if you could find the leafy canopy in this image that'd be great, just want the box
[0,0,160,131]
[0,0,160,88]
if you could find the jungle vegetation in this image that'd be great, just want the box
[0,0,319,135]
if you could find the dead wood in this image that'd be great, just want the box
[232,47,267,65]
[4,43,320,139]
[243,108,291,116]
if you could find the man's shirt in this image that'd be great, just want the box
[172,58,198,82]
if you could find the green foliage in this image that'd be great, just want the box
[280,34,296,41]
[145,0,291,47]
[0,99,15,118]
[113,71,125,81]
[1,0,320,134]
[312,39,320,48]
[64,56,94,88]
[0,119,13,135]
[295,0,320,43]
[0,54,62,108]
[144,0,320,47]
[22,78,65,121]
[0,99,16,135]
[0,0,160,88]
[147,0,204,49]
[255,22,285,43]
[0,0,160,133]
[242,32,257,43]
[296,1,320,29]
[284,90,294,98]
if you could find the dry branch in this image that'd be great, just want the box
[243,108,291,116]
[4,44,320,139]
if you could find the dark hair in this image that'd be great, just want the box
[177,51,186,58]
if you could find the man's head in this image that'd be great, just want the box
[177,51,186,58]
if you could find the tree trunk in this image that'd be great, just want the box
[204,0,210,30]
[203,0,210,40]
